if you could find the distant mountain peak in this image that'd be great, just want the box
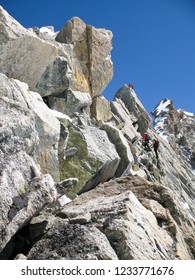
[152,98,172,116]
[152,98,195,169]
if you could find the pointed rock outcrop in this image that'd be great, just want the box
[114,85,151,134]
[56,17,113,98]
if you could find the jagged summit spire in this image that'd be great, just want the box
[151,98,174,141]
[152,98,173,117]
[152,97,195,169]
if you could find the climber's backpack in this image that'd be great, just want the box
[144,133,150,141]
[154,139,159,148]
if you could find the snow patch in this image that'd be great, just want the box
[178,109,194,117]
[183,202,190,210]
[155,99,171,116]
[40,26,55,36]
[153,115,169,142]
[153,115,166,126]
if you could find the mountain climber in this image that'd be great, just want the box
[152,138,160,158]
[142,133,151,152]
[128,83,134,89]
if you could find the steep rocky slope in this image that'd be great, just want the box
[0,6,194,260]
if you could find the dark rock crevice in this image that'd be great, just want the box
[0,221,48,260]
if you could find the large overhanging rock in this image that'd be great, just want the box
[114,85,151,134]
[56,17,113,98]
[87,25,113,97]
[0,7,113,115]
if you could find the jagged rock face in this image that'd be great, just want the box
[114,85,151,135]
[59,123,120,192]
[152,98,195,169]
[47,90,92,117]
[0,9,113,119]
[27,221,118,260]
[35,16,113,115]
[0,73,61,255]
[64,119,121,192]
[0,6,58,90]
[87,25,113,98]
[152,99,180,142]
[0,167,57,258]
[35,54,70,97]
[27,176,194,260]
[0,74,61,181]
[56,17,91,94]
[0,5,29,42]
[100,123,134,177]
[110,97,139,141]
[56,17,113,98]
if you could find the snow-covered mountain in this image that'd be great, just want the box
[152,98,195,170]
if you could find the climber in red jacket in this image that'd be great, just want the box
[142,133,151,152]
[128,83,134,90]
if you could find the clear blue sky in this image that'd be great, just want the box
[1,0,195,114]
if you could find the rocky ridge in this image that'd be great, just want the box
[0,6,194,260]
